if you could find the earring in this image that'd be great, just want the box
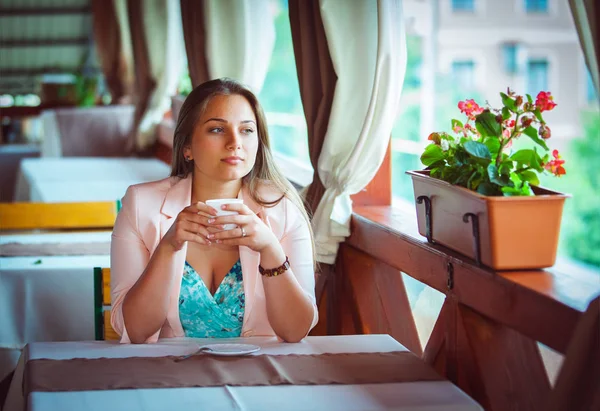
[185,156,192,162]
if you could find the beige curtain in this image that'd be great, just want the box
[569,0,599,99]
[308,0,407,264]
[91,0,132,103]
[127,0,185,151]
[203,0,275,93]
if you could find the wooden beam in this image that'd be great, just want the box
[0,38,88,48]
[340,244,423,355]
[348,206,598,354]
[459,304,551,410]
[0,7,90,16]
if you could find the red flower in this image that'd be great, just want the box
[535,91,557,112]
[521,116,533,128]
[543,149,566,176]
[458,99,484,120]
[539,124,551,139]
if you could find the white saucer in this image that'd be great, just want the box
[200,343,261,356]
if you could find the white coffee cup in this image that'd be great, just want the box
[205,198,244,230]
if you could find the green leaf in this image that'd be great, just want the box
[477,182,500,196]
[464,140,491,160]
[510,149,536,164]
[501,179,533,196]
[500,92,517,112]
[420,144,445,167]
[33,259,42,265]
[522,126,549,150]
[483,137,501,156]
[501,107,511,120]
[533,108,544,123]
[487,164,513,187]
[451,119,464,131]
[526,94,533,104]
[518,170,540,186]
[475,111,502,138]
[499,161,513,175]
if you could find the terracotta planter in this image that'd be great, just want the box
[406,170,568,270]
[171,95,185,124]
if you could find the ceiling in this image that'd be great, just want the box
[0,0,99,96]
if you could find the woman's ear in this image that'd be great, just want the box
[183,145,193,161]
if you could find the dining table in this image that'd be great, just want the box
[0,231,111,383]
[13,157,170,203]
[4,334,483,411]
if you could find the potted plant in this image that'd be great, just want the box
[407,90,568,270]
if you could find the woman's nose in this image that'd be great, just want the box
[225,131,242,150]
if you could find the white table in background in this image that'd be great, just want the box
[14,157,170,202]
[6,335,483,411]
[0,231,111,383]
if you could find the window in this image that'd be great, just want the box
[524,0,548,13]
[502,43,519,75]
[258,0,312,185]
[451,60,476,90]
[586,69,598,104]
[526,59,549,96]
[451,0,475,12]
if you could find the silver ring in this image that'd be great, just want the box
[240,226,246,237]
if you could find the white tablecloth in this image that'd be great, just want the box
[0,231,111,383]
[5,335,483,411]
[14,157,170,202]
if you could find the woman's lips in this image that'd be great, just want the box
[221,157,243,165]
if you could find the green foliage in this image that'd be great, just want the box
[563,111,600,267]
[259,0,304,115]
[420,90,564,196]
[74,74,98,107]
[177,73,193,97]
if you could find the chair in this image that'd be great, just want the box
[0,201,119,231]
[93,267,120,341]
[41,105,135,157]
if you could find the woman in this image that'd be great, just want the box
[110,78,318,344]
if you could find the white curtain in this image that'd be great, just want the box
[569,0,599,98]
[311,0,407,264]
[135,0,185,150]
[113,0,135,100]
[204,0,275,93]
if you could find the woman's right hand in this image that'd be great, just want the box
[160,202,219,251]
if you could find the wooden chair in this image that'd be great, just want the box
[93,267,120,341]
[0,201,120,231]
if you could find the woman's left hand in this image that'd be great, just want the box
[206,203,279,253]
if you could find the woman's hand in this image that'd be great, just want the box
[160,202,220,251]
[206,203,280,253]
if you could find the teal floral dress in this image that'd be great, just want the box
[178,260,245,338]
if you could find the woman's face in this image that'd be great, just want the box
[184,94,259,183]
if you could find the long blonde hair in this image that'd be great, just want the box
[171,78,315,260]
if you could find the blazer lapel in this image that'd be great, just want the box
[160,175,193,239]
[159,175,192,337]
[239,187,264,325]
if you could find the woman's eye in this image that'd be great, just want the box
[242,128,255,134]
[209,127,224,133]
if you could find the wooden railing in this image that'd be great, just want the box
[314,205,600,411]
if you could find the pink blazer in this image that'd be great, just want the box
[110,175,318,343]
